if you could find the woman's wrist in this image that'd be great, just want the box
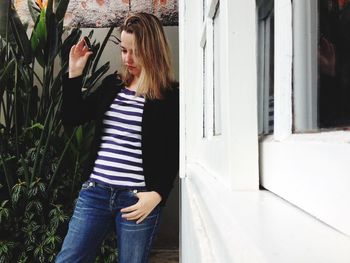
[68,70,83,78]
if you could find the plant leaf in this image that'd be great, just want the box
[55,0,70,23]
[0,58,15,99]
[84,61,110,92]
[45,13,58,66]
[0,154,15,196]
[92,26,115,73]
[27,0,41,23]
[8,4,33,64]
[0,0,10,40]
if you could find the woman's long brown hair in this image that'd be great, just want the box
[120,13,175,99]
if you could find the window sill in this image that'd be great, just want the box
[181,163,350,263]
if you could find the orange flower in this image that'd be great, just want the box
[36,0,48,10]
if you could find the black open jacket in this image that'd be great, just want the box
[61,73,179,206]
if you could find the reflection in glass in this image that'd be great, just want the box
[257,0,274,135]
[213,5,221,135]
[318,0,350,127]
[203,43,207,138]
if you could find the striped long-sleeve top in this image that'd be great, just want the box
[90,87,146,188]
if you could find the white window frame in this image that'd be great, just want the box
[260,0,350,236]
[200,0,220,138]
[193,0,232,178]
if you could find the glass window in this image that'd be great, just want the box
[201,0,220,138]
[213,4,221,135]
[318,0,350,128]
[258,0,274,135]
[294,0,350,131]
[203,43,207,138]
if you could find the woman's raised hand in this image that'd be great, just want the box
[68,38,93,78]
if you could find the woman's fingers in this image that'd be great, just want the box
[84,51,92,61]
[69,45,75,56]
[124,211,143,220]
[123,209,151,224]
[76,38,85,49]
[68,40,93,77]
[70,38,93,60]
[121,203,139,213]
[122,207,144,221]
[72,39,86,56]
[121,202,148,222]
[136,212,150,224]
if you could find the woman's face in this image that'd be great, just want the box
[120,31,142,78]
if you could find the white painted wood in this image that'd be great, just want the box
[181,0,233,182]
[181,177,216,263]
[180,0,350,262]
[183,163,350,263]
[274,0,292,140]
[224,0,259,189]
[261,131,350,237]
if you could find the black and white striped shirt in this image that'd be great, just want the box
[90,87,146,188]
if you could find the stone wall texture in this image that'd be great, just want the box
[14,0,178,28]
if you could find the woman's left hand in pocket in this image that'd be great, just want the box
[121,191,162,224]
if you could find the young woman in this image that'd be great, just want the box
[55,13,179,263]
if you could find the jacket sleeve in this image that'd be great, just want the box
[153,88,180,206]
[61,73,104,126]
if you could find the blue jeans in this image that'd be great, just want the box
[55,181,162,263]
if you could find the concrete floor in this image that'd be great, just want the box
[150,250,179,263]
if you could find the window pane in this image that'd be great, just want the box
[203,43,207,138]
[213,4,221,135]
[258,1,274,135]
[203,0,206,21]
[318,0,350,128]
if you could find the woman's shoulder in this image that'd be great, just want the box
[97,72,124,95]
[163,81,179,100]
[102,71,124,87]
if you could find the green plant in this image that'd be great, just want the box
[0,0,118,261]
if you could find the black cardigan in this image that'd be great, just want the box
[61,73,179,206]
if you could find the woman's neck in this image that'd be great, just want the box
[127,76,139,91]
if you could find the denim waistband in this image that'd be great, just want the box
[86,179,147,192]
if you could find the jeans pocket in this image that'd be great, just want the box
[127,189,139,197]
[118,190,139,208]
